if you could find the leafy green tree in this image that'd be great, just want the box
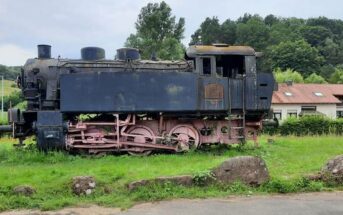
[268,40,324,77]
[237,13,261,24]
[189,29,201,45]
[220,19,237,45]
[125,1,185,60]
[273,68,304,83]
[190,17,237,45]
[193,17,222,45]
[318,38,343,65]
[304,73,327,83]
[329,67,343,83]
[236,16,269,51]
[3,91,24,111]
[299,25,332,47]
[307,17,343,39]
[264,14,279,26]
[319,64,336,80]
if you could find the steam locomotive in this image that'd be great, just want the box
[1,44,274,155]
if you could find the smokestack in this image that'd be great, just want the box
[37,44,51,59]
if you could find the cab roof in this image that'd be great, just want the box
[186,44,256,57]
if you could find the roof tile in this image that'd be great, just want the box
[272,83,343,104]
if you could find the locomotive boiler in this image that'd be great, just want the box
[2,44,274,155]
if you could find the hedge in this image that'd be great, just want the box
[264,116,343,136]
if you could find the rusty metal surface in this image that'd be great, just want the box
[65,112,262,154]
[186,45,256,57]
[204,83,224,99]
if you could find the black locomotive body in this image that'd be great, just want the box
[4,44,274,154]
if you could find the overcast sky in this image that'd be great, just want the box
[0,0,342,66]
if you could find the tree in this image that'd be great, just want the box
[299,25,332,47]
[273,68,304,83]
[264,14,279,26]
[189,17,237,45]
[0,65,20,80]
[318,38,343,65]
[304,73,327,83]
[268,40,324,77]
[194,17,222,45]
[329,67,343,83]
[319,64,336,80]
[268,21,302,45]
[220,19,237,45]
[307,17,343,39]
[125,1,185,60]
[236,16,269,51]
[237,13,261,24]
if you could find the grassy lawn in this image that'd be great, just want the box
[1,80,18,96]
[0,135,342,211]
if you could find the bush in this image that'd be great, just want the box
[278,116,343,136]
[3,91,24,111]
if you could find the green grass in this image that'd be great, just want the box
[0,135,342,211]
[1,80,19,96]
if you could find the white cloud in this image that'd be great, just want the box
[0,44,35,66]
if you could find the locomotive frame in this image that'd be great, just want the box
[2,44,275,155]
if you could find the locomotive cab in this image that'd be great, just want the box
[185,44,274,117]
[186,44,255,78]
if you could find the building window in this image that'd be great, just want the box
[287,110,297,118]
[337,111,343,118]
[273,110,282,120]
[301,106,316,111]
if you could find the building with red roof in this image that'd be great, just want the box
[271,82,343,121]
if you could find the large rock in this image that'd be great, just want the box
[128,156,269,191]
[13,185,36,196]
[72,176,96,196]
[211,156,269,186]
[128,175,193,191]
[321,155,343,183]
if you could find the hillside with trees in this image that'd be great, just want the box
[0,65,20,80]
[190,14,343,83]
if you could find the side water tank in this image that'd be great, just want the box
[81,47,105,60]
[116,48,140,61]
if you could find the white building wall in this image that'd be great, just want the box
[271,103,337,122]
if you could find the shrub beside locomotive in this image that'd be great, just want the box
[1,44,275,155]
